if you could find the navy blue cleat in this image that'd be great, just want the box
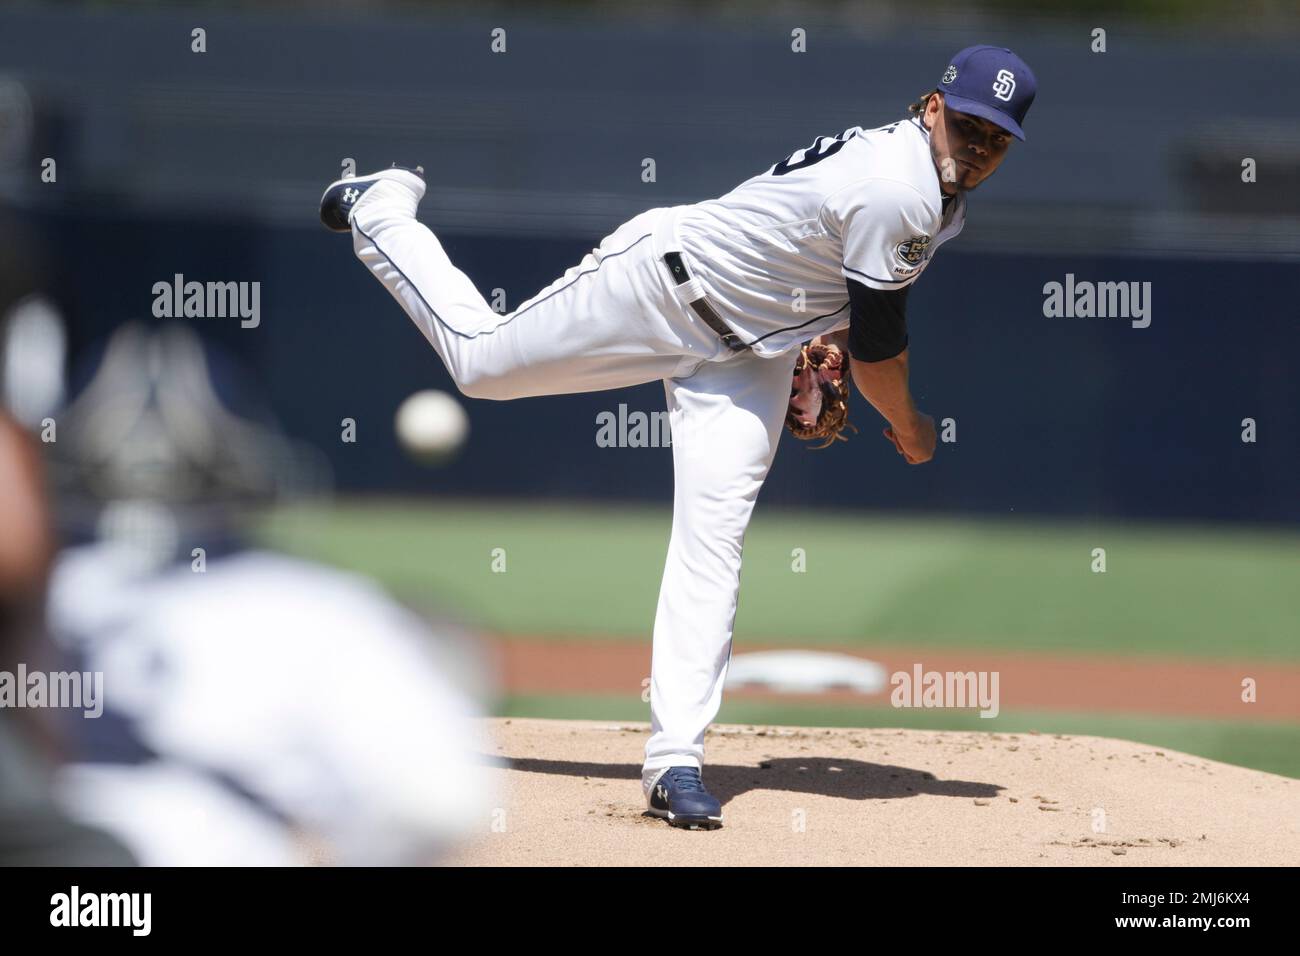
[319,164,425,233]
[644,766,723,830]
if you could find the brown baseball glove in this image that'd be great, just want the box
[785,343,855,448]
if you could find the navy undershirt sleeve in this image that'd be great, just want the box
[846,279,910,362]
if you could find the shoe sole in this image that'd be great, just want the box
[646,807,724,830]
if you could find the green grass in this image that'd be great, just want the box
[259,499,1300,660]
[496,693,1300,780]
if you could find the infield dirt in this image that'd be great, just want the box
[443,718,1299,866]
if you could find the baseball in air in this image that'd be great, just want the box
[394,389,469,462]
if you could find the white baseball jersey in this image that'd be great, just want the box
[674,114,967,357]
[49,544,495,865]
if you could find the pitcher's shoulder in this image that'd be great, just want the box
[819,123,940,208]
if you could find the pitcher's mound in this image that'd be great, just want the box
[444,718,1298,866]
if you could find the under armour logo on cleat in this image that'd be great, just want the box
[342,187,361,204]
[656,785,668,802]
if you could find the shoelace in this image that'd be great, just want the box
[664,767,705,793]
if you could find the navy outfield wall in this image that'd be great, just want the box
[32,209,1299,525]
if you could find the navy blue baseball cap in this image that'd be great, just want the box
[936,45,1037,141]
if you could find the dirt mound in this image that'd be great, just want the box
[442,718,1299,867]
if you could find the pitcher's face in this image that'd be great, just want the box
[925,94,1013,195]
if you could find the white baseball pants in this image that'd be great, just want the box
[348,173,798,779]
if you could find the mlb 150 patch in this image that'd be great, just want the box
[895,235,931,265]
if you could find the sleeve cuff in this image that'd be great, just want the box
[842,265,914,291]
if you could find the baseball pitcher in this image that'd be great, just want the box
[320,45,1037,829]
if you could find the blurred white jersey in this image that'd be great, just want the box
[47,543,495,866]
[674,115,967,356]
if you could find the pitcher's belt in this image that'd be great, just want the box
[662,252,749,353]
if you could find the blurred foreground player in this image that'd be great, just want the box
[0,411,134,865]
[43,323,495,865]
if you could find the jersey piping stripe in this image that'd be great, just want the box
[745,299,850,347]
[353,218,653,340]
